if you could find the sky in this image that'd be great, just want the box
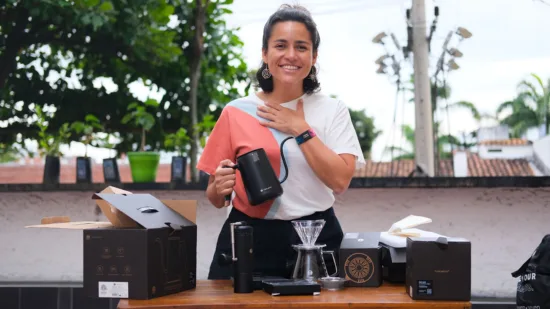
[19,0,550,163]
[219,0,550,161]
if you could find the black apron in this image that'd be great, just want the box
[208,206,344,279]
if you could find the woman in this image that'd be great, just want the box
[197,4,365,280]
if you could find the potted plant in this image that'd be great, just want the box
[34,106,72,184]
[70,114,103,183]
[164,128,191,183]
[121,98,160,183]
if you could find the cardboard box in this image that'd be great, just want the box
[380,243,406,283]
[406,236,471,301]
[26,186,197,300]
[339,232,382,287]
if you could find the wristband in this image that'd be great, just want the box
[295,129,316,145]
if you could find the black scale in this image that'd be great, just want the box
[258,278,321,296]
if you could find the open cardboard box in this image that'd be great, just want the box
[26,186,197,300]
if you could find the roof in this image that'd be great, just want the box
[354,159,454,177]
[478,138,531,146]
[354,152,534,177]
[466,153,533,177]
[0,152,537,184]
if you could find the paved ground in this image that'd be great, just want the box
[1,187,549,298]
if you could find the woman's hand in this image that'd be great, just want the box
[257,99,310,136]
[214,159,236,205]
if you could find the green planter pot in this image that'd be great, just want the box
[127,152,160,183]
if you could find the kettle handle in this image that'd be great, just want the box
[222,165,239,204]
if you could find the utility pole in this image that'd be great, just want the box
[411,0,435,176]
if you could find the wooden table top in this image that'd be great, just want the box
[117,280,471,309]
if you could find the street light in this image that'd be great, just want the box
[448,59,460,71]
[376,63,387,74]
[372,32,387,44]
[447,48,463,58]
[456,27,472,39]
[375,54,389,65]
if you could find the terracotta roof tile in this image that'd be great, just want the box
[354,159,454,177]
[478,138,531,146]
[354,152,535,177]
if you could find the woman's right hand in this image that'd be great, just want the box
[214,159,237,202]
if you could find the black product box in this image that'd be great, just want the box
[339,232,382,287]
[26,186,197,300]
[380,243,406,283]
[406,237,471,301]
[85,193,197,300]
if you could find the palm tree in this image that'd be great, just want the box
[405,75,481,160]
[385,123,465,160]
[496,73,550,138]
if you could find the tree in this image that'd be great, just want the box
[328,94,380,159]
[348,108,381,159]
[385,123,463,160]
[149,0,249,182]
[496,73,550,138]
[0,0,181,148]
[1,0,250,177]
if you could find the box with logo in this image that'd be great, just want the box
[26,186,197,300]
[405,236,471,301]
[338,232,382,287]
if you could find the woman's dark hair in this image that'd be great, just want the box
[255,4,321,94]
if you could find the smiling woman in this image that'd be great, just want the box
[196,4,366,281]
[255,4,321,97]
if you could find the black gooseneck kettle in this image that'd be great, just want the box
[225,136,294,206]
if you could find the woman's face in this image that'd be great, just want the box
[262,21,317,88]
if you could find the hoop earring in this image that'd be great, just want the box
[309,69,316,81]
[262,65,271,79]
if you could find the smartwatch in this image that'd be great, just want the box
[295,129,316,145]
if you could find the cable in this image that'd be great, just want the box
[372,80,400,178]
[233,0,410,26]
[442,69,453,153]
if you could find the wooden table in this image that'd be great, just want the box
[117,280,471,309]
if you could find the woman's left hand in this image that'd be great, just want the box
[257,99,310,136]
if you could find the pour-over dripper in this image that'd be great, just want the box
[292,219,325,247]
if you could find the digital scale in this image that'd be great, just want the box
[261,279,321,296]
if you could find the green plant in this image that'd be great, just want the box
[70,114,103,157]
[195,114,216,148]
[99,132,120,158]
[164,128,191,157]
[121,99,159,152]
[35,106,72,157]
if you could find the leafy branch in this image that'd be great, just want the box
[121,99,159,152]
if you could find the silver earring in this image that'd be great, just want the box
[309,71,316,81]
[262,65,271,79]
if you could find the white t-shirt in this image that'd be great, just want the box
[197,91,366,220]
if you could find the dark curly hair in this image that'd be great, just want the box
[255,4,321,95]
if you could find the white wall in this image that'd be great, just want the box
[1,188,549,298]
[478,144,533,159]
[533,135,550,175]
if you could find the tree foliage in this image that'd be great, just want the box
[0,0,249,164]
[348,108,380,160]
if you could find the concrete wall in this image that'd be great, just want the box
[1,187,549,298]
